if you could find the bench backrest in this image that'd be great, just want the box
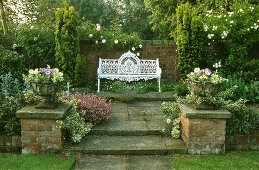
[98,51,160,75]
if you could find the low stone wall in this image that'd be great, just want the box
[0,135,21,152]
[226,130,259,151]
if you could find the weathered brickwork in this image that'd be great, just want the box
[80,40,178,84]
[0,135,21,152]
[226,130,259,151]
[20,119,63,154]
[180,105,231,154]
[16,103,71,154]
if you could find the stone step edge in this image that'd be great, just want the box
[61,148,187,155]
[89,129,165,136]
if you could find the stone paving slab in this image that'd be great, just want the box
[73,155,171,170]
[64,135,187,155]
[74,155,127,170]
[91,121,150,136]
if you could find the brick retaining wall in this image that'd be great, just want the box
[80,40,179,84]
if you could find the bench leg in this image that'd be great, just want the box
[158,78,161,92]
[97,78,100,92]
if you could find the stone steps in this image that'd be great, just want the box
[63,135,187,155]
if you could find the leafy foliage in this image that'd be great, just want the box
[226,99,257,134]
[55,3,83,85]
[78,20,142,50]
[0,45,27,80]
[57,104,92,143]
[16,25,56,69]
[64,93,112,125]
[0,73,23,135]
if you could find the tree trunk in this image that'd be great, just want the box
[0,0,7,35]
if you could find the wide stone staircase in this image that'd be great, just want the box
[62,93,187,170]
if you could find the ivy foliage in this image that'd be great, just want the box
[55,3,83,85]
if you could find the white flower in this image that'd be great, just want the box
[207,10,213,13]
[96,23,101,31]
[139,44,143,48]
[12,43,18,49]
[131,47,135,51]
[204,24,209,31]
[217,15,222,18]
[230,20,234,24]
[208,43,211,45]
[228,12,234,16]
[137,52,140,56]
[194,67,200,74]
[89,34,93,38]
[101,36,103,39]
[212,26,218,31]
[221,31,229,39]
[239,9,244,13]
[95,40,98,44]
[30,25,34,29]
[166,119,171,124]
[102,39,106,43]
[207,34,214,39]
[114,39,119,44]
[247,28,250,31]
[249,6,254,11]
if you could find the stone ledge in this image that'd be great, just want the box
[181,105,231,119]
[16,103,72,120]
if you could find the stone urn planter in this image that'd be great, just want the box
[188,81,219,97]
[31,83,61,109]
[186,67,227,110]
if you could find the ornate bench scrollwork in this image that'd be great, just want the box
[97,51,162,92]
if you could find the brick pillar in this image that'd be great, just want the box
[180,105,231,154]
[16,103,71,154]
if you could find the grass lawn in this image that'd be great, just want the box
[173,151,259,170]
[0,153,76,170]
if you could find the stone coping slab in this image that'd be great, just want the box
[16,103,72,119]
[181,104,231,119]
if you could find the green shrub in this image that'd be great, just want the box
[0,73,24,135]
[0,46,27,80]
[78,20,142,50]
[16,25,55,69]
[57,104,92,143]
[226,99,257,134]
[55,4,83,85]
[0,97,21,135]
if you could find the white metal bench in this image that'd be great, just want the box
[97,51,162,92]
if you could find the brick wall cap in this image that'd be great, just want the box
[16,103,72,120]
[180,104,231,119]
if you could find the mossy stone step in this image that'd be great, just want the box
[62,135,187,155]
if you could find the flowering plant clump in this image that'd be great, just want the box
[23,65,64,84]
[160,101,181,139]
[64,93,112,125]
[186,67,227,85]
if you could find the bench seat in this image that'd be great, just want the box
[97,51,162,92]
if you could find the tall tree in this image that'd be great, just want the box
[0,0,7,35]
